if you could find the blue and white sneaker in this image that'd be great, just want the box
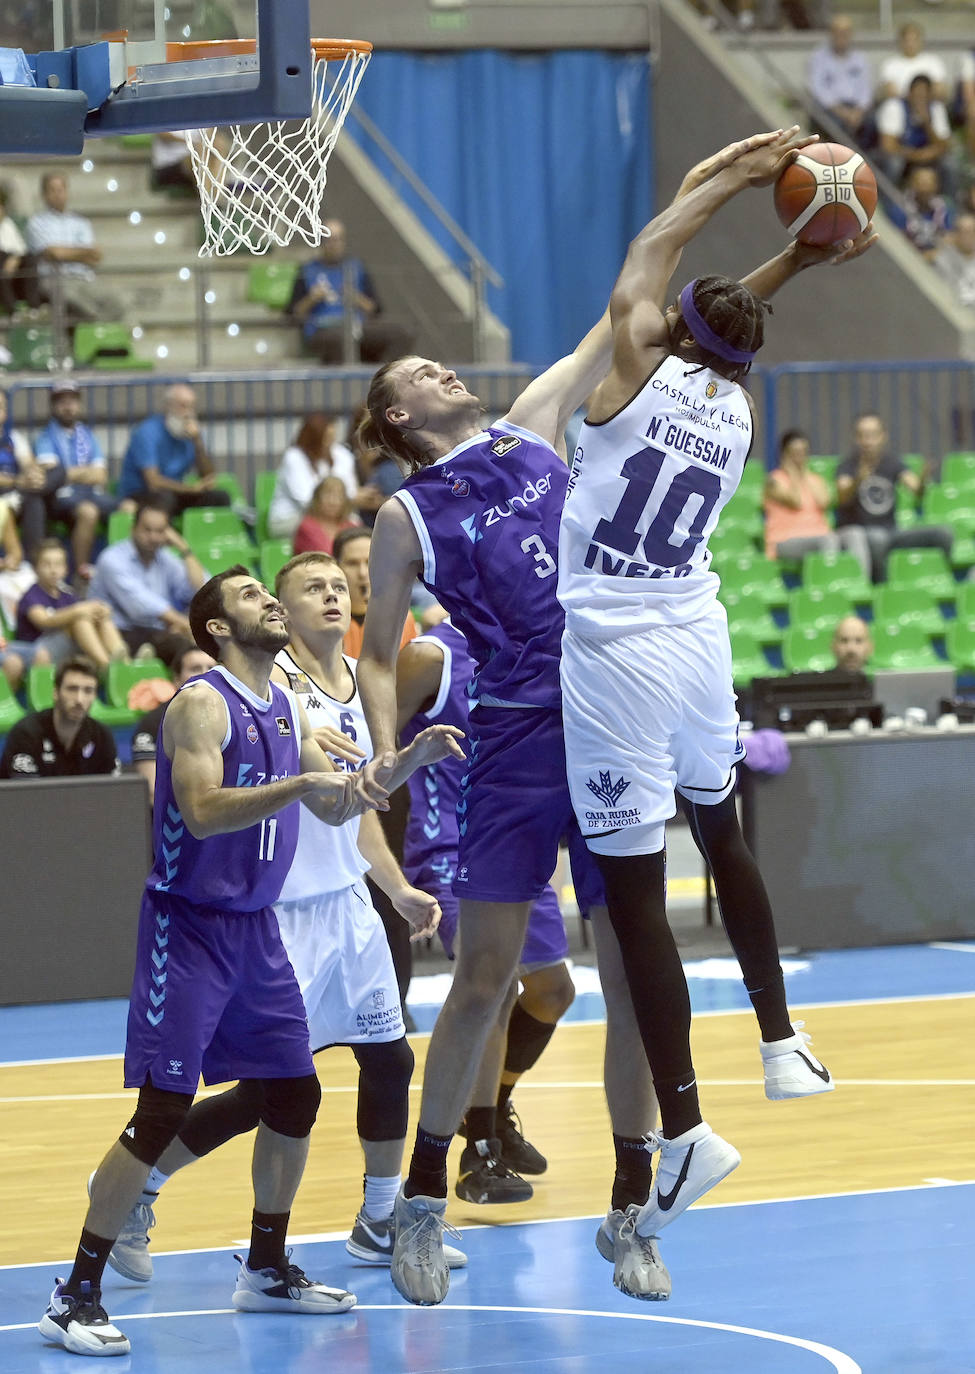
[38,1279,131,1357]
[761,1022,835,1100]
[231,1252,356,1314]
[635,1123,740,1234]
[346,1209,467,1268]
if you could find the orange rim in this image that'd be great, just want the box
[165,38,372,63]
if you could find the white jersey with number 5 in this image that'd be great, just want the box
[558,353,753,635]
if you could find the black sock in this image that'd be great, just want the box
[654,1073,701,1141]
[496,1080,514,1116]
[247,1210,290,1271]
[64,1229,114,1296]
[504,1002,557,1075]
[465,1106,495,1146]
[746,971,794,1043]
[405,1126,452,1199]
[611,1135,652,1211]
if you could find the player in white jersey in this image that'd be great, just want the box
[558,130,876,1257]
[102,551,467,1282]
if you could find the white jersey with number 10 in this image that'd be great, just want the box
[558,352,753,636]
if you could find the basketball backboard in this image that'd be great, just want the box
[0,0,313,156]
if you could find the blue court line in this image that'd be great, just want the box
[2,941,973,1064]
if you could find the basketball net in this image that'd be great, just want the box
[182,39,372,256]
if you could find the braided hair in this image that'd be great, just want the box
[672,275,771,383]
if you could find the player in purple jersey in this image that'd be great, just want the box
[349,144,792,1305]
[40,563,462,1358]
[556,129,876,1272]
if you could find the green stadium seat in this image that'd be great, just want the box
[7,324,55,371]
[255,470,278,543]
[801,549,871,602]
[940,453,975,487]
[870,620,942,670]
[73,322,154,371]
[901,454,926,476]
[259,538,293,588]
[247,261,299,310]
[923,483,975,529]
[807,455,840,482]
[0,675,25,734]
[188,536,256,573]
[729,628,770,687]
[949,537,975,575]
[182,508,249,546]
[106,659,169,709]
[725,597,783,647]
[782,623,836,673]
[895,482,920,527]
[956,582,975,620]
[787,587,853,632]
[27,663,55,711]
[107,509,134,544]
[885,548,955,599]
[210,472,245,505]
[946,618,975,673]
[717,553,788,609]
[873,586,944,637]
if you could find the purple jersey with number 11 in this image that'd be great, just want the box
[394,421,567,708]
[146,665,302,912]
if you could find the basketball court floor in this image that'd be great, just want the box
[2,938,972,1373]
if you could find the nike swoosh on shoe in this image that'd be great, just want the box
[655,1143,695,1212]
[797,1050,831,1083]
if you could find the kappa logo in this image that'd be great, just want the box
[246,723,259,744]
[586,771,632,808]
[451,477,471,497]
[167,1059,183,1075]
[276,716,292,737]
[240,703,252,717]
[491,435,522,457]
[706,381,718,399]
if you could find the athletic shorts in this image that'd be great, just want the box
[561,602,743,857]
[453,705,578,904]
[124,891,314,1093]
[425,873,569,971]
[274,880,405,1049]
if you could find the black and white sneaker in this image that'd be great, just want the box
[455,1137,533,1204]
[346,1209,467,1268]
[38,1280,131,1357]
[496,1101,547,1175]
[761,1022,835,1101]
[635,1122,740,1234]
[231,1251,356,1314]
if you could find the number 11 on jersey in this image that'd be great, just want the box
[258,817,278,862]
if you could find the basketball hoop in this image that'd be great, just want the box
[171,38,372,257]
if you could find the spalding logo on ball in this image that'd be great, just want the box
[774,142,878,247]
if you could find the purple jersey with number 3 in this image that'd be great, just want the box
[147,665,302,912]
[394,422,567,708]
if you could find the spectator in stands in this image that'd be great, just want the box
[0,504,36,691]
[958,49,975,162]
[763,429,870,575]
[130,639,214,796]
[878,22,948,104]
[934,212,975,307]
[267,412,359,538]
[830,614,874,673]
[116,384,231,519]
[894,166,954,259]
[150,130,201,193]
[293,476,360,556]
[876,75,951,188]
[89,496,207,658]
[334,525,417,660]
[0,387,55,559]
[288,218,414,365]
[34,380,123,579]
[0,183,41,316]
[13,538,128,674]
[835,413,952,581]
[0,655,118,779]
[25,172,126,323]
[807,16,874,147]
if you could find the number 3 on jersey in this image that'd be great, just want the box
[592,445,722,569]
[520,534,557,579]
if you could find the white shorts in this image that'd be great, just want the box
[274,880,405,1048]
[561,602,742,857]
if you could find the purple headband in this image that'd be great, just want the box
[678,281,756,366]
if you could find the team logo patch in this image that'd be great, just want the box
[706,381,718,399]
[276,716,292,737]
[167,1059,183,1075]
[451,478,471,497]
[490,435,521,457]
[239,703,251,716]
[586,771,631,808]
[372,990,385,1009]
[246,723,259,744]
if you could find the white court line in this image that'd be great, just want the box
[929,942,975,954]
[9,1302,863,1370]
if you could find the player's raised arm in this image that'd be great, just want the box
[740,223,879,300]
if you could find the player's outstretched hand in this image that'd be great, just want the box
[304,770,360,822]
[311,724,367,767]
[733,126,819,188]
[791,222,879,272]
[393,885,442,941]
[359,754,395,808]
[405,724,466,766]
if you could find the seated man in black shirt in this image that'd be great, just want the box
[835,413,951,581]
[130,639,214,797]
[0,655,118,779]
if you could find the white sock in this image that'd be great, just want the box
[362,1173,401,1221]
[143,1165,170,1199]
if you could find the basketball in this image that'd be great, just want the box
[773,142,877,248]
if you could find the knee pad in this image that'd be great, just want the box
[178,1079,265,1159]
[259,1073,322,1139]
[354,1037,414,1141]
[119,1083,194,1166]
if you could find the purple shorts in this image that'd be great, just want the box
[426,873,569,968]
[124,891,314,1093]
[454,706,577,904]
